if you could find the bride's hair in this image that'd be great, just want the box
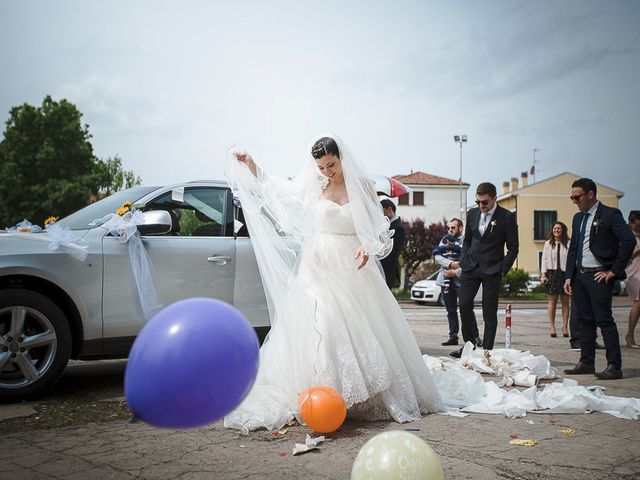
[311,137,340,159]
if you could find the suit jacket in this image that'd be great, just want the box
[381,217,405,284]
[565,203,635,280]
[460,205,519,276]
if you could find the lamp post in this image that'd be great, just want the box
[453,134,468,216]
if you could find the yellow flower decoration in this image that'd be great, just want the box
[44,216,58,227]
[18,227,31,232]
[116,201,133,216]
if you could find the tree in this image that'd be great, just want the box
[401,220,446,290]
[0,96,141,227]
[95,155,142,196]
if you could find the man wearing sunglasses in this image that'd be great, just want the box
[563,178,635,380]
[450,182,519,358]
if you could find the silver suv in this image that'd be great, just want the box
[0,181,269,401]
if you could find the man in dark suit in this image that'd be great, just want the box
[451,182,519,358]
[380,199,406,289]
[563,178,635,380]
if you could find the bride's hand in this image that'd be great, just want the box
[355,246,369,270]
[235,151,257,176]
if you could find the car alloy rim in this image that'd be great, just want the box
[0,306,58,389]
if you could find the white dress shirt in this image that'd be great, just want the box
[580,201,603,268]
[478,203,497,236]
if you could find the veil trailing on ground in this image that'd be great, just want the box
[225,133,392,327]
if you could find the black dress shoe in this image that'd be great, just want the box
[450,347,463,358]
[441,338,459,346]
[595,365,623,380]
[564,362,595,375]
[475,337,483,348]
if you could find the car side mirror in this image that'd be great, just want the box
[137,210,173,235]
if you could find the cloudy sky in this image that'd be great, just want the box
[1,0,638,214]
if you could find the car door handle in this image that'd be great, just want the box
[207,255,232,265]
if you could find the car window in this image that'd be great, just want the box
[54,187,158,230]
[142,186,233,237]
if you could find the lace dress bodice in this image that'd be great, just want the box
[317,199,357,236]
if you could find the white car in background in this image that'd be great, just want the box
[411,270,482,305]
[411,271,445,306]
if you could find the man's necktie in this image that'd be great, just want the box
[480,213,488,235]
[575,212,590,269]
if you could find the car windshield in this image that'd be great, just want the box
[55,187,159,230]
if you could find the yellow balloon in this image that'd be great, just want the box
[351,430,445,480]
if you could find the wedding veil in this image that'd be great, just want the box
[225,133,393,330]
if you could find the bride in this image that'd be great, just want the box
[224,134,443,433]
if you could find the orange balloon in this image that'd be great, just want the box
[298,386,347,433]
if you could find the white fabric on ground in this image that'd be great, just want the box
[424,342,640,420]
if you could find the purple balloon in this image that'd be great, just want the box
[124,298,260,428]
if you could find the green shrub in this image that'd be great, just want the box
[500,268,530,297]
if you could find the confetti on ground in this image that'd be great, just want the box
[272,428,289,437]
[548,420,557,425]
[510,435,519,439]
[278,452,287,457]
[509,439,538,446]
[526,419,535,424]
[559,428,576,437]
[405,428,421,431]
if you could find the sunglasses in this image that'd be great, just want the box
[475,200,490,206]
[569,193,586,201]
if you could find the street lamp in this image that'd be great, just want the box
[453,134,468,216]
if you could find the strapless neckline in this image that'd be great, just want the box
[322,197,350,208]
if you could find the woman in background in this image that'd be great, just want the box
[540,222,570,337]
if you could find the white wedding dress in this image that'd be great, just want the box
[224,198,443,433]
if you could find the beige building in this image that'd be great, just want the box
[497,172,624,275]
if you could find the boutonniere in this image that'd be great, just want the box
[592,218,601,234]
[490,219,497,233]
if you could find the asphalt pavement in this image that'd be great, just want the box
[1,299,639,479]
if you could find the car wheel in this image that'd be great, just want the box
[0,289,72,402]
[438,293,445,307]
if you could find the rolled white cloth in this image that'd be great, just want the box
[102,211,162,320]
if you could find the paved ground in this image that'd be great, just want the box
[1,298,639,479]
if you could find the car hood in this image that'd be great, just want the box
[413,280,437,288]
[0,229,91,256]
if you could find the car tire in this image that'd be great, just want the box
[0,289,72,402]
[438,293,445,307]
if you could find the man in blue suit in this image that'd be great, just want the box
[563,178,635,380]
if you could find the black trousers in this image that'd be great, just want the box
[572,270,622,369]
[459,269,502,350]
[443,280,479,340]
[443,281,460,339]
